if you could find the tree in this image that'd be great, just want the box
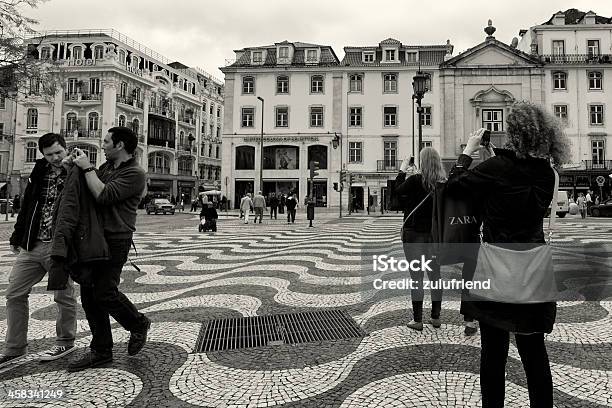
[0,0,65,102]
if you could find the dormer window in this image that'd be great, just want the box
[72,46,82,60]
[94,45,104,59]
[40,47,51,60]
[279,47,289,58]
[406,52,418,63]
[384,49,396,62]
[252,51,263,63]
[363,52,375,63]
[306,49,318,62]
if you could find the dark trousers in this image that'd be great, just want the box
[461,256,477,322]
[480,322,553,408]
[270,206,277,219]
[81,239,144,354]
[402,230,441,321]
[287,209,296,223]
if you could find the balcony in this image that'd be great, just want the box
[148,138,175,149]
[147,166,170,175]
[583,160,612,170]
[377,160,402,172]
[60,129,102,139]
[116,95,144,110]
[540,54,612,64]
[178,116,196,127]
[64,93,102,102]
[149,105,175,118]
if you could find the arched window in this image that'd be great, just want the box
[132,118,140,136]
[178,157,193,175]
[71,144,97,165]
[179,130,185,147]
[148,152,171,174]
[118,50,126,64]
[27,108,38,129]
[66,113,78,132]
[88,112,99,131]
[215,146,220,158]
[94,45,104,59]
[72,46,82,60]
[25,142,38,162]
[235,146,255,170]
[118,115,126,127]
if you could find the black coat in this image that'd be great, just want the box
[10,159,50,251]
[48,166,110,289]
[447,149,556,333]
[394,173,433,236]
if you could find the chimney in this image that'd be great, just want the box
[552,11,565,26]
[583,11,596,25]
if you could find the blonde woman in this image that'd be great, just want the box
[394,147,446,330]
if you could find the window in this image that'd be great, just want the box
[241,107,254,127]
[311,75,324,93]
[383,73,397,93]
[210,103,214,115]
[592,140,605,165]
[178,157,193,176]
[552,40,565,55]
[148,152,171,174]
[421,106,432,126]
[132,119,140,136]
[277,75,289,94]
[72,46,82,60]
[88,112,99,130]
[89,78,100,94]
[26,142,37,162]
[406,52,417,63]
[242,76,255,94]
[235,146,255,169]
[27,108,38,129]
[29,78,40,95]
[118,115,126,127]
[133,88,141,102]
[385,49,396,61]
[553,72,566,90]
[306,50,317,62]
[217,107,221,118]
[67,78,78,95]
[0,96,5,109]
[66,113,78,131]
[118,50,126,64]
[216,127,220,138]
[553,105,568,124]
[588,71,603,90]
[252,51,263,63]
[587,40,600,57]
[279,47,289,58]
[216,146,220,158]
[590,104,604,125]
[179,131,185,147]
[0,123,4,136]
[94,45,104,59]
[349,107,362,127]
[208,144,213,157]
[349,74,362,92]
[349,141,362,163]
[120,82,128,97]
[363,52,374,62]
[275,107,289,127]
[384,106,397,126]
[310,106,323,127]
[40,47,51,60]
[384,141,397,166]
[421,141,433,149]
[482,109,503,132]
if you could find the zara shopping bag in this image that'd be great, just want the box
[469,168,560,303]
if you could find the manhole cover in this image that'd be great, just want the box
[195,310,366,352]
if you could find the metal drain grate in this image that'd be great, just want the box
[195,310,366,352]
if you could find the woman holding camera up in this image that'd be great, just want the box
[447,102,570,407]
[394,147,446,331]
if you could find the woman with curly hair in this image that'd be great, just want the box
[447,102,570,407]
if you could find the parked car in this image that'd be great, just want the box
[590,199,612,217]
[545,190,569,218]
[146,198,175,215]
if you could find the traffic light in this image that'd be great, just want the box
[309,161,320,179]
[333,182,339,191]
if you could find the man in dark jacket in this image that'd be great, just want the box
[199,202,218,232]
[268,193,279,219]
[0,133,78,368]
[285,193,298,223]
[68,127,150,372]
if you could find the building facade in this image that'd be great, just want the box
[9,29,223,203]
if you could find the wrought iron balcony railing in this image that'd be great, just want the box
[540,54,612,64]
[377,160,402,172]
[583,160,612,170]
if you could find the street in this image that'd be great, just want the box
[0,212,610,407]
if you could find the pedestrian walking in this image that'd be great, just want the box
[0,133,78,368]
[394,147,445,331]
[68,127,151,372]
[577,192,586,219]
[286,193,298,223]
[447,102,570,407]
[240,193,253,224]
[252,191,266,224]
[269,193,279,219]
[278,194,286,214]
[586,190,592,216]
[190,198,199,212]
[199,202,218,232]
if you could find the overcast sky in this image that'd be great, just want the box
[26,0,612,80]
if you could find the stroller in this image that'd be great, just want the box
[199,203,218,232]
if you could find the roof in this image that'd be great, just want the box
[226,41,340,68]
[543,9,612,25]
[441,37,540,67]
[341,49,447,67]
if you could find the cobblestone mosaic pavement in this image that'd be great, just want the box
[0,213,610,407]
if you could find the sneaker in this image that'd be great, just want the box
[128,316,151,356]
[430,318,441,328]
[464,322,478,336]
[39,345,76,362]
[407,320,423,331]
[0,354,23,369]
[67,351,112,372]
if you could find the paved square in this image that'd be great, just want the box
[0,213,610,407]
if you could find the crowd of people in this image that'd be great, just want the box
[237,191,299,224]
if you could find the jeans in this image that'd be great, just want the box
[480,321,553,407]
[270,207,277,219]
[287,209,296,223]
[80,239,144,354]
[5,241,77,356]
[402,230,441,322]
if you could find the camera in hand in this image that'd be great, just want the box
[480,129,491,148]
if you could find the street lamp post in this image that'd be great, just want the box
[332,132,342,218]
[257,96,264,193]
[412,72,429,162]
